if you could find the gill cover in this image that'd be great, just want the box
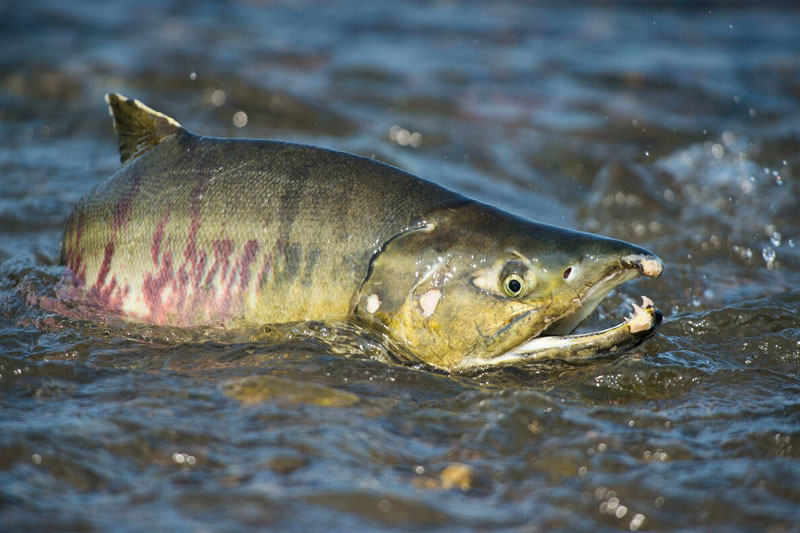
[355,225,439,362]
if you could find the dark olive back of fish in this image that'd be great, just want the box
[60,129,460,326]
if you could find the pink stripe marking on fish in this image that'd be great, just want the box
[84,238,128,313]
[87,274,126,311]
[239,239,260,290]
[151,212,169,265]
[202,238,231,288]
[210,239,261,321]
[207,238,235,316]
[111,171,142,232]
[192,249,207,290]
[142,247,175,324]
[95,241,115,288]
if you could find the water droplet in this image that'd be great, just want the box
[210,89,226,106]
[233,111,248,128]
[770,232,782,247]
[377,499,392,512]
[630,513,646,531]
[607,496,620,511]
[189,72,197,81]
[762,246,776,268]
[721,131,735,146]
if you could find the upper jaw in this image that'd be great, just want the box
[544,252,663,335]
[541,267,639,336]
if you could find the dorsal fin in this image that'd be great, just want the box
[105,93,184,164]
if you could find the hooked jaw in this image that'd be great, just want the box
[542,251,663,337]
[480,295,664,367]
[457,250,664,371]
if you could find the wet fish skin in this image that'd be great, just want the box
[59,94,663,371]
[60,114,457,327]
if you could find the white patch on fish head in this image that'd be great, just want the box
[418,289,442,318]
[366,293,381,314]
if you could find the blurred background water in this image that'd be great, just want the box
[1,1,800,531]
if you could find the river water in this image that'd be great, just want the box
[2,1,799,531]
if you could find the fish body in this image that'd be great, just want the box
[59,94,663,371]
[61,127,453,327]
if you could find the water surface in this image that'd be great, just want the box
[2,1,799,531]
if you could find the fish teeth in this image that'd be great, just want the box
[625,298,654,324]
[628,301,654,333]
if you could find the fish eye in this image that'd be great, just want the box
[502,274,524,298]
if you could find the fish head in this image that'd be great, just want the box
[355,204,663,371]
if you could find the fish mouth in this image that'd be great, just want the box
[458,253,663,370]
[537,251,662,336]
[540,267,637,337]
[493,295,663,366]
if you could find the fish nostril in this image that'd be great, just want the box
[563,265,579,281]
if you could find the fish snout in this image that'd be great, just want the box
[621,253,664,278]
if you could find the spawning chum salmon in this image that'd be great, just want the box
[59,94,664,371]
